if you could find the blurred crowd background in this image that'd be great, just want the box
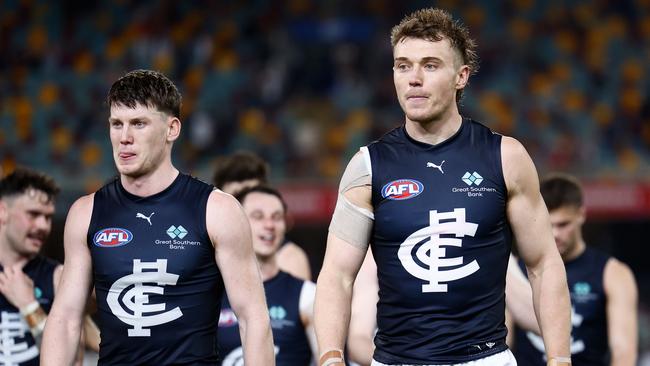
[2,0,650,362]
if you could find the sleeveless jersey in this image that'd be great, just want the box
[217,271,312,366]
[0,256,58,366]
[514,247,610,365]
[88,173,224,365]
[368,119,511,364]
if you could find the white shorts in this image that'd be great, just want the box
[371,349,517,366]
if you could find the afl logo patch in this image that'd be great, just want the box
[382,179,424,200]
[93,228,133,247]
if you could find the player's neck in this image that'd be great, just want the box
[121,162,179,197]
[404,109,462,145]
[562,239,586,262]
[257,256,280,282]
[0,243,31,269]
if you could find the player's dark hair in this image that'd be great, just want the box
[540,173,584,211]
[107,69,182,118]
[234,185,287,213]
[391,8,478,103]
[0,168,60,201]
[212,151,269,189]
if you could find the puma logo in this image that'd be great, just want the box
[426,160,445,174]
[136,212,154,226]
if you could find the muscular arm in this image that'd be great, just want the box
[502,137,571,361]
[604,258,638,366]
[208,191,274,365]
[347,249,378,366]
[315,185,370,364]
[41,195,94,365]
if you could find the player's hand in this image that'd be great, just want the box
[0,263,37,309]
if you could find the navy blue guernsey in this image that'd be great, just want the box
[0,256,58,365]
[368,119,511,364]
[217,271,312,366]
[88,173,224,365]
[515,247,610,365]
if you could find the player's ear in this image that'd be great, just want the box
[455,64,470,90]
[167,116,181,142]
[577,206,586,225]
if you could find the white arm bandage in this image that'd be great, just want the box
[328,148,373,250]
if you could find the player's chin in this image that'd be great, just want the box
[406,110,438,123]
[22,244,41,256]
[116,164,143,177]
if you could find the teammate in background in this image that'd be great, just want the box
[315,8,571,366]
[41,69,273,365]
[218,185,317,365]
[513,173,638,365]
[0,168,97,365]
[212,151,312,281]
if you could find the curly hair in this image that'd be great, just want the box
[107,69,182,118]
[0,168,60,201]
[391,8,479,102]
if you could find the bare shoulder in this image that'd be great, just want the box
[206,189,244,217]
[500,136,538,195]
[66,194,95,229]
[278,242,311,280]
[69,193,95,217]
[604,258,637,291]
[205,189,249,245]
[278,242,307,258]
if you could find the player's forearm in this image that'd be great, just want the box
[528,256,571,359]
[347,333,374,366]
[239,310,274,365]
[314,268,353,355]
[610,352,637,366]
[610,340,637,366]
[41,312,83,365]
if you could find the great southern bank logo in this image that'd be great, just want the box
[462,172,483,186]
[93,228,133,247]
[166,225,188,239]
[382,179,424,201]
[269,306,287,321]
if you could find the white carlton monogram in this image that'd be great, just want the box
[107,259,183,337]
[0,312,39,365]
[526,306,585,356]
[398,208,480,292]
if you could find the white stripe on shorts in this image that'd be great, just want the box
[370,349,517,366]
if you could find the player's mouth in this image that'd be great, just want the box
[258,233,276,246]
[26,232,46,246]
[118,152,136,161]
[406,94,429,104]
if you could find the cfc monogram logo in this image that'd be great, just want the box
[107,259,183,337]
[398,208,480,293]
[0,312,39,365]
